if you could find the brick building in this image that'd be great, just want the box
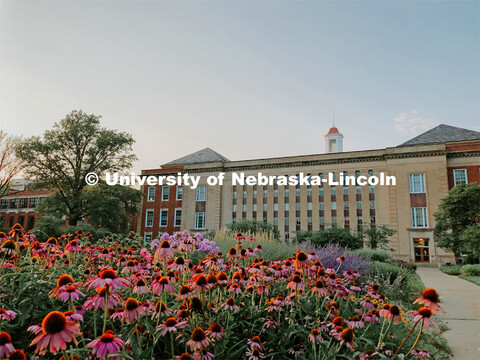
[139,124,479,265]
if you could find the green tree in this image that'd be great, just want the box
[361,224,396,250]
[434,183,480,257]
[227,219,280,241]
[16,110,141,232]
[295,227,363,249]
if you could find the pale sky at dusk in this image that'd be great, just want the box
[1,0,479,173]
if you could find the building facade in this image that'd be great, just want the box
[139,124,480,265]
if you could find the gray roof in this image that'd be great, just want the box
[400,124,480,146]
[164,148,230,165]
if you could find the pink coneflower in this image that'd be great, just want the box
[247,336,265,351]
[286,274,304,291]
[347,316,364,329]
[133,278,149,294]
[1,239,17,257]
[413,288,445,314]
[0,332,15,357]
[409,307,439,330]
[110,308,124,321]
[152,275,175,294]
[87,330,125,359]
[234,232,245,241]
[86,269,131,291]
[385,305,403,325]
[287,344,304,357]
[411,349,430,358]
[57,284,85,302]
[5,349,26,360]
[194,348,215,360]
[293,251,311,271]
[308,329,323,343]
[156,317,188,336]
[226,247,238,261]
[228,283,242,295]
[30,311,81,355]
[216,272,229,285]
[191,274,210,292]
[360,298,375,309]
[123,298,146,324]
[340,328,355,351]
[360,350,380,360]
[186,327,210,351]
[27,323,42,335]
[152,300,173,319]
[63,310,83,323]
[176,285,193,300]
[65,240,82,252]
[311,279,329,296]
[154,240,174,260]
[0,309,16,321]
[245,346,264,360]
[205,323,224,340]
[140,248,153,262]
[254,244,263,253]
[169,256,188,272]
[222,297,239,312]
[84,287,122,311]
[121,260,137,274]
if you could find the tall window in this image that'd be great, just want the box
[409,174,426,193]
[344,201,349,210]
[295,188,301,197]
[147,187,155,201]
[29,198,38,208]
[274,190,278,198]
[195,212,206,229]
[159,209,168,227]
[19,198,28,208]
[356,201,362,209]
[253,190,257,198]
[273,203,279,211]
[331,202,337,210]
[319,202,324,210]
[174,209,182,227]
[232,204,237,212]
[263,203,268,211]
[411,208,428,228]
[285,203,289,211]
[1,199,8,209]
[370,200,375,209]
[453,169,467,186]
[263,189,268,198]
[284,189,289,198]
[196,186,207,201]
[176,185,183,200]
[331,187,336,195]
[307,202,312,211]
[161,186,169,201]
[319,187,324,196]
[145,210,154,227]
[9,199,18,209]
[253,204,257,212]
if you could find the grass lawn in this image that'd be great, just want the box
[460,275,480,286]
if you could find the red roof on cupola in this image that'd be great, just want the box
[326,126,339,135]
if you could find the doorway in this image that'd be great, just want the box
[413,238,430,263]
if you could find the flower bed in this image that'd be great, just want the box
[0,226,446,359]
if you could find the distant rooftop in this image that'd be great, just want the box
[401,124,480,146]
[164,147,230,165]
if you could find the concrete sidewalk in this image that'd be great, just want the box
[416,267,480,360]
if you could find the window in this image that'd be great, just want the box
[195,212,206,229]
[295,188,301,197]
[147,187,155,201]
[308,216,313,224]
[453,169,467,186]
[284,189,289,198]
[273,203,278,211]
[263,203,268,211]
[370,200,375,209]
[144,233,152,243]
[145,210,154,227]
[243,191,247,199]
[331,187,336,195]
[242,204,247,212]
[161,186,170,201]
[319,187,324,196]
[331,201,337,210]
[319,202,324,210]
[174,209,182,227]
[411,207,428,228]
[344,216,350,228]
[409,174,426,193]
[263,190,268,198]
[319,216,325,225]
[18,215,25,227]
[29,198,38,208]
[274,190,278,198]
[253,204,257,212]
[176,185,183,200]
[343,187,348,195]
[307,188,312,197]
[233,191,237,200]
[27,215,35,230]
[344,201,349,210]
[1,199,8,209]
[253,190,257,199]
[19,198,28,208]
[10,199,18,209]
[356,186,362,194]
[232,204,237,212]
[356,201,362,209]
[307,202,312,211]
[285,203,289,211]
[295,203,300,211]
[332,216,337,225]
[285,217,289,225]
[196,186,206,201]
[369,186,375,194]
[273,218,278,226]
[159,209,168,227]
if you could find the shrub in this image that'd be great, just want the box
[295,227,363,249]
[441,265,462,275]
[368,261,402,284]
[352,248,389,263]
[227,219,280,241]
[461,264,480,276]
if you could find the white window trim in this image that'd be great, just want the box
[147,187,155,202]
[176,185,183,200]
[162,186,170,201]
[453,169,468,186]
[411,207,428,228]
[409,174,426,194]
[159,209,168,227]
[174,208,182,227]
[145,210,154,227]
[196,186,207,201]
[194,212,206,229]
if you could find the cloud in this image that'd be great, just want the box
[394,110,436,135]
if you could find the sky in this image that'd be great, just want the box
[1,0,479,173]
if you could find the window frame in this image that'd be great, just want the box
[194,212,206,229]
[159,209,168,227]
[176,185,183,200]
[145,209,154,227]
[409,174,426,194]
[411,207,428,228]
[174,209,182,227]
[161,186,170,201]
[147,187,156,202]
[196,186,207,201]
[453,169,468,186]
